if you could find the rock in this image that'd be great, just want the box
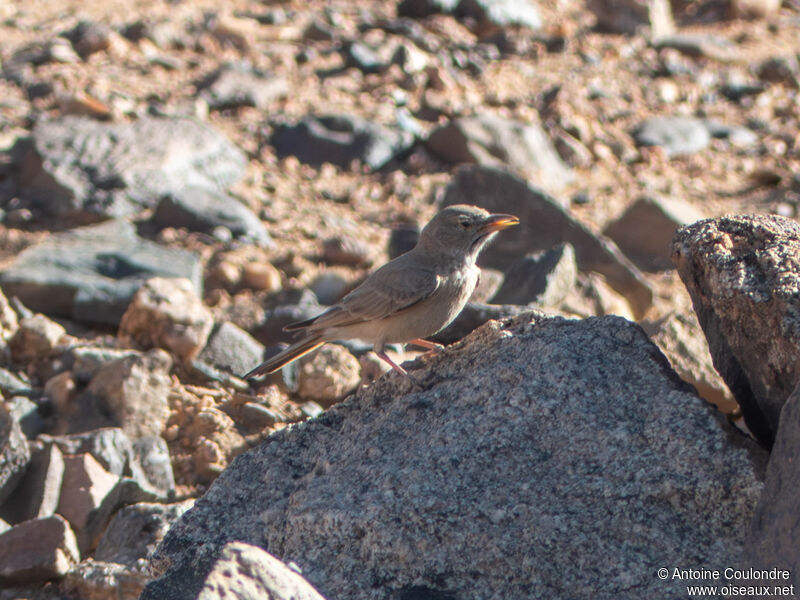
[652,33,738,61]
[0,288,19,347]
[387,224,419,260]
[0,441,64,524]
[63,347,142,382]
[196,542,326,600]
[80,477,160,554]
[642,311,737,413]
[50,426,172,500]
[440,165,653,317]
[152,187,272,245]
[46,427,135,477]
[198,62,289,110]
[310,272,349,305]
[83,349,172,439]
[11,116,246,223]
[238,403,279,430]
[425,115,573,192]
[322,236,374,268]
[397,0,459,18]
[45,372,76,418]
[271,115,415,171]
[0,371,34,398]
[344,41,392,75]
[431,302,533,344]
[632,116,711,158]
[587,0,673,35]
[731,0,781,18]
[491,243,577,306]
[241,262,282,292]
[143,313,765,600]
[397,0,541,31]
[119,277,213,363]
[673,215,800,447]
[0,220,203,326]
[130,436,175,498]
[745,383,800,590]
[0,402,29,506]
[7,38,80,68]
[253,290,323,346]
[65,20,111,58]
[603,196,705,271]
[358,353,391,385]
[9,314,67,363]
[7,395,43,438]
[455,0,542,32]
[95,501,194,567]
[756,55,800,84]
[61,559,149,600]
[56,453,120,534]
[720,79,766,103]
[579,273,635,320]
[302,20,337,42]
[704,120,758,148]
[199,321,266,377]
[0,515,79,585]
[295,345,361,407]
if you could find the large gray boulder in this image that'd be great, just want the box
[0,220,202,326]
[11,116,246,223]
[673,215,800,447]
[425,115,572,191]
[143,313,764,600]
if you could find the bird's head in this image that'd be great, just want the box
[418,204,519,263]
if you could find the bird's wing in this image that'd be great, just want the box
[308,262,440,330]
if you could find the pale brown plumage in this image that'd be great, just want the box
[244,204,519,380]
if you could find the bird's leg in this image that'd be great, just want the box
[375,349,423,389]
[375,349,408,375]
[407,338,444,353]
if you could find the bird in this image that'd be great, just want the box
[244,204,519,381]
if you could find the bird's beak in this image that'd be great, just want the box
[482,214,520,233]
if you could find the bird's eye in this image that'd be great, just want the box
[459,219,471,229]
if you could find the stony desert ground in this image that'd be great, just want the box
[0,0,799,598]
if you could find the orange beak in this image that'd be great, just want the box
[482,214,520,233]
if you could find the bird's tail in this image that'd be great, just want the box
[243,335,324,380]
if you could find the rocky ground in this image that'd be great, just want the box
[0,0,799,598]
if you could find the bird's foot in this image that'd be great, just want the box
[407,338,444,354]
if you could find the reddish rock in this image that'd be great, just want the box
[0,515,79,584]
[119,277,213,363]
[85,349,172,439]
[10,313,67,363]
[56,453,120,533]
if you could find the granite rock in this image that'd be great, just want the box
[673,215,800,447]
[143,314,764,600]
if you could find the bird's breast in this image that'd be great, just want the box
[379,263,479,343]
